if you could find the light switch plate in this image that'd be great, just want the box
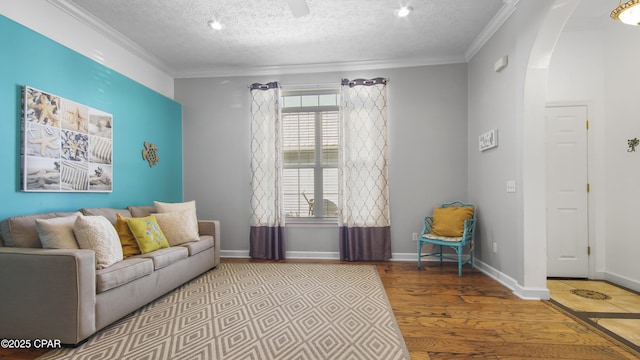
[506,180,516,193]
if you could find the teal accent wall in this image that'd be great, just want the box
[0,15,182,219]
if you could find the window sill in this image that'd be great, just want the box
[285,217,338,227]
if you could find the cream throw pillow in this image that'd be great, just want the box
[35,212,83,249]
[74,215,123,269]
[153,200,199,236]
[154,210,200,246]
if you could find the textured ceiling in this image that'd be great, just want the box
[58,0,507,77]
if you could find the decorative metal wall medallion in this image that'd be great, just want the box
[142,141,159,167]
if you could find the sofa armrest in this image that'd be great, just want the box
[0,247,96,345]
[198,220,220,266]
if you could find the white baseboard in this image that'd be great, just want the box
[604,271,640,293]
[474,259,549,300]
[220,250,250,258]
[220,250,419,261]
[390,252,419,261]
[285,251,340,260]
[219,250,549,299]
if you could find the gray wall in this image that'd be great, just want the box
[467,0,560,290]
[467,12,521,279]
[175,64,468,257]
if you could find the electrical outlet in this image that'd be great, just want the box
[412,232,418,241]
[492,242,498,253]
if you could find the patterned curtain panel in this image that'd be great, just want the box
[338,78,391,261]
[249,82,286,260]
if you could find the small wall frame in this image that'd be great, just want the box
[479,129,499,152]
[21,86,113,192]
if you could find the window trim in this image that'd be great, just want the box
[281,89,339,222]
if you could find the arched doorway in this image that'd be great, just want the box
[521,0,582,296]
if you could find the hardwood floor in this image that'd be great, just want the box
[2,259,638,359]
[377,261,639,360]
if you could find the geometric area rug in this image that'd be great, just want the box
[38,263,410,360]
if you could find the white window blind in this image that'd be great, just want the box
[281,91,339,219]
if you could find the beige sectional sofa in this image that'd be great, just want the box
[0,205,220,346]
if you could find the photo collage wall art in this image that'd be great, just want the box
[21,86,113,192]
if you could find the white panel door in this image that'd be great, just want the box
[546,105,589,278]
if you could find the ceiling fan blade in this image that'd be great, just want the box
[284,0,310,18]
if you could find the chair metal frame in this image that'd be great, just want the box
[417,201,476,276]
[301,192,338,217]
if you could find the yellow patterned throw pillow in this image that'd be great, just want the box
[115,213,141,258]
[430,206,474,237]
[126,215,170,254]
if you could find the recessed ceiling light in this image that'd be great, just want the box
[207,19,223,30]
[395,6,413,17]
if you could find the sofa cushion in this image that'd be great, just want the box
[136,247,188,270]
[127,206,155,218]
[180,236,214,256]
[126,216,170,254]
[0,211,79,248]
[74,215,124,269]
[80,208,132,225]
[154,210,200,246]
[115,213,141,258]
[35,212,83,249]
[95,257,154,293]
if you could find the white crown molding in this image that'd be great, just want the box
[47,0,175,77]
[464,0,521,62]
[174,55,467,79]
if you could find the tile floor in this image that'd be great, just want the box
[548,279,640,352]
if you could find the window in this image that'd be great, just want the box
[281,90,339,219]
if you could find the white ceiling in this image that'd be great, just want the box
[51,0,515,78]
